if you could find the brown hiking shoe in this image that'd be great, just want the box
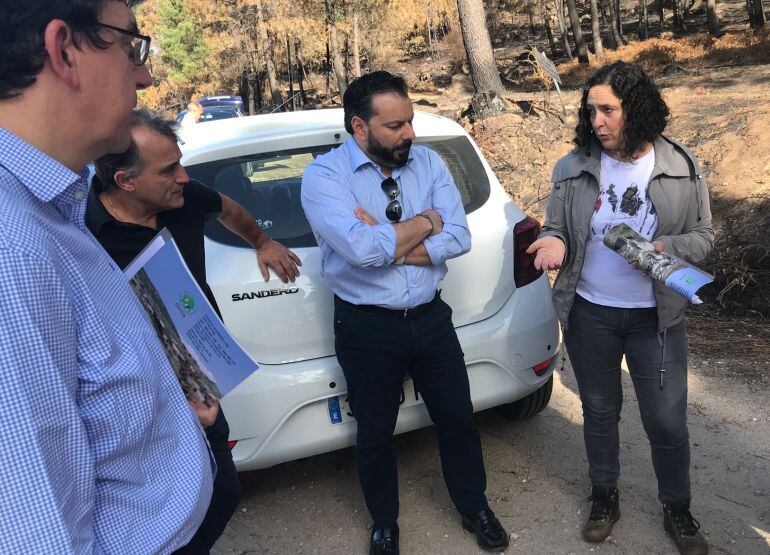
[664,502,709,555]
[581,486,620,542]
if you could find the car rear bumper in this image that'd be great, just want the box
[223,274,560,471]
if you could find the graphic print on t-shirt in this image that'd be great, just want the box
[576,148,659,308]
[591,151,658,241]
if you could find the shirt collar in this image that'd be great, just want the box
[345,135,414,174]
[85,176,116,236]
[0,126,87,203]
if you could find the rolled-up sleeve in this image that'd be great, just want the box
[423,150,471,265]
[302,162,397,268]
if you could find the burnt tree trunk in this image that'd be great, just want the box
[351,11,362,77]
[706,0,719,34]
[555,0,574,59]
[541,0,559,58]
[295,39,309,105]
[566,0,590,63]
[657,0,665,32]
[615,0,625,37]
[286,35,295,110]
[456,0,508,118]
[528,9,537,35]
[608,0,625,47]
[640,0,649,38]
[589,0,604,59]
[748,0,766,27]
[325,0,347,98]
[256,0,282,107]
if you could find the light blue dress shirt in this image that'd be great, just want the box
[301,137,471,309]
[0,128,213,554]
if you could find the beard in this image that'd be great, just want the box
[365,132,412,168]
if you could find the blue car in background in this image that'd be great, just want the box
[177,95,246,124]
[199,95,245,111]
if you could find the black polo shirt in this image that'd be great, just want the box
[86,177,223,313]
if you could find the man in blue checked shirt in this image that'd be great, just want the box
[0,2,213,553]
[301,71,508,554]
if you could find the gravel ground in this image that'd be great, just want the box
[212,351,769,554]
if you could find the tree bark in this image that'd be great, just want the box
[487,0,499,44]
[640,0,649,38]
[528,9,537,36]
[541,0,559,58]
[555,0,574,59]
[351,11,362,77]
[254,70,263,111]
[565,0,589,64]
[748,0,766,27]
[286,35,295,110]
[615,0,625,37]
[256,0,282,107]
[608,0,625,47]
[589,0,604,59]
[455,0,507,118]
[657,0,664,33]
[295,39,309,105]
[706,0,719,34]
[325,0,347,98]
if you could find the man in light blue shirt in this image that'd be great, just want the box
[302,71,508,554]
[0,2,212,552]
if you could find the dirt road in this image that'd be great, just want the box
[212,350,769,554]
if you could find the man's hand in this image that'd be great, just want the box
[421,209,443,236]
[526,236,566,271]
[257,238,302,283]
[188,399,220,428]
[652,240,665,253]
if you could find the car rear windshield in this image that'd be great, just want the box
[187,135,491,249]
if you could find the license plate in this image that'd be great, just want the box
[327,378,423,425]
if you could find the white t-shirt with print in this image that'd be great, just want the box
[576,148,659,308]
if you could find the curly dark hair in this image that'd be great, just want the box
[0,1,145,100]
[575,61,669,159]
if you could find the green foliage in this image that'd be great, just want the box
[157,0,209,85]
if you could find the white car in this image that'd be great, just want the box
[180,109,560,472]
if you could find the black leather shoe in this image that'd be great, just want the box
[369,526,399,555]
[461,508,509,552]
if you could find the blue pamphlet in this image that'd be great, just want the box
[124,228,258,405]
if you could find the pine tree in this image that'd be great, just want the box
[157,0,209,85]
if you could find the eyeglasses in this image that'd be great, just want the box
[96,22,151,66]
[381,177,402,222]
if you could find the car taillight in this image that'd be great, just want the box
[533,357,554,376]
[514,216,544,287]
[228,440,237,450]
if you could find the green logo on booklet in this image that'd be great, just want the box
[177,292,197,315]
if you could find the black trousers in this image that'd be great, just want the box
[176,408,242,554]
[334,296,488,529]
[564,295,691,505]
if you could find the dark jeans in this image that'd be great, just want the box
[334,296,488,529]
[176,408,242,554]
[564,295,691,505]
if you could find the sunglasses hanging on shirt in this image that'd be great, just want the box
[381,177,402,223]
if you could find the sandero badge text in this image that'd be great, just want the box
[232,286,299,302]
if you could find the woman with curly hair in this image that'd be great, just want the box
[527,61,713,554]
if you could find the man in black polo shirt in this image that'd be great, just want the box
[87,108,301,554]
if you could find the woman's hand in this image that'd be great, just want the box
[526,236,566,271]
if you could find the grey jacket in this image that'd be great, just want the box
[540,135,715,332]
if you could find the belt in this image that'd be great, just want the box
[334,292,440,319]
